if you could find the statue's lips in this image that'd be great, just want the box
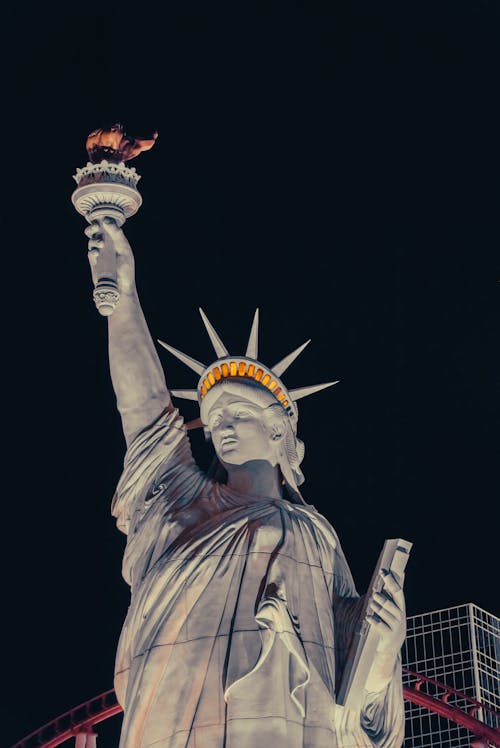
[220,437,238,452]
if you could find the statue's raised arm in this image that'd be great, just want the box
[86,217,170,445]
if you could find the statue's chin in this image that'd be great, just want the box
[218,456,279,470]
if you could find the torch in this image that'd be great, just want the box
[71,124,157,316]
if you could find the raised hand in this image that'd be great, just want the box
[85,217,136,296]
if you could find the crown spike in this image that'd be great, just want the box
[157,340,206,375]
[170,389,199,401]
[272,339,311,378]
[289,381,339,401]
[245,308,259,359]
[199,308,229,358]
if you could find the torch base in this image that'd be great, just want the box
[72,181,142,225]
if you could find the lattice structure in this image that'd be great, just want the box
[402,603,500,747]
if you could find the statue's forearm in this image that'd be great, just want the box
[364,651,398,694]
[108,286,170,445]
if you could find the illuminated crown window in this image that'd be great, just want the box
[158,308,338,419]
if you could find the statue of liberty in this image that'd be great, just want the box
[79,127,408,747]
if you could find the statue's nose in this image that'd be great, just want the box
[220,417,235,433]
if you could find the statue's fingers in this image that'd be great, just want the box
[95,216,117,228]
[367,613,392,634]
[87,247,100,268]
[372,593,401,622]
[96,217,133,257]
[88,237,104,250]
[84,223,101,239]
[368,607,396,630]
[380,570,402,591]
[87,237,103,266]
[379,571,405,606]
[95,216,121,238]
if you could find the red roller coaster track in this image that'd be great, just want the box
[402,669,500,747]
[10,668,500,748]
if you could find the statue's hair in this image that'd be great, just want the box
[261,403,305,486]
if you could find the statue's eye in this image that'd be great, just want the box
[235,409,251,419]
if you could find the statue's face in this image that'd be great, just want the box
[206,392,280,467]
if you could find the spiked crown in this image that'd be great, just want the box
[158,309,337,426]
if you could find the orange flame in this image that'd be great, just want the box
[85,123,158,164]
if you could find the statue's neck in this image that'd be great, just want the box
[225,460,282,500]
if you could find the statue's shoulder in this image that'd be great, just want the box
[276,498,339,549]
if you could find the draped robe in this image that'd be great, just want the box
[111,408,405,747]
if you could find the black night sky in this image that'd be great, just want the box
[3,4,499,746]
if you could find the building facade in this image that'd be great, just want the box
[402,603,500,747]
